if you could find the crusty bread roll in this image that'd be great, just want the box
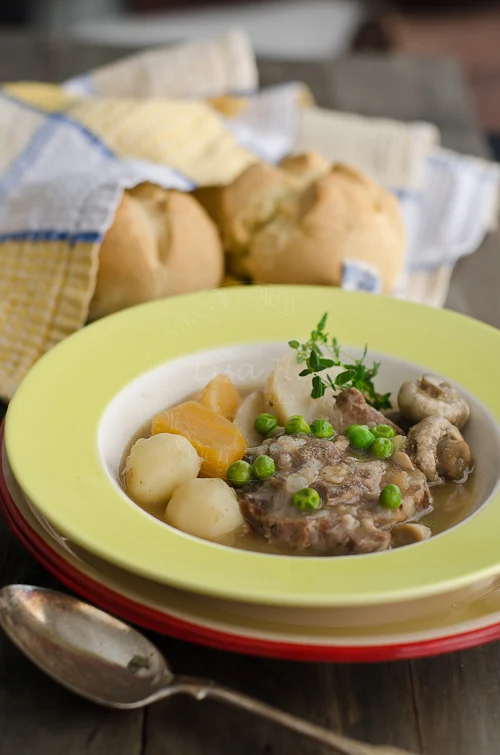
[89,183,223,320]
[279,151,331,188]
[245,164,405,294]
[194,162,296,253]
[194,152,330,250]
[196,154,405,294]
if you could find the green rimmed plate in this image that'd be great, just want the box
[5,285,500,607]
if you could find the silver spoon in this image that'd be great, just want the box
[0,585,415,755]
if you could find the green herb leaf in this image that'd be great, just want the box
[335,368,357,387]
[288,340,300,349]
[311,375,326,399]
[317,313,328,332]
[309,350,320,370]
[331,337,340,359]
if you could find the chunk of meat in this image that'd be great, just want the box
[329,388,403,434]
[237,434,431,555]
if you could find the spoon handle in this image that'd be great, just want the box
[169,676,416,755]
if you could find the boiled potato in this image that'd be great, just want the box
[125,433,201,506]
[233,391,269,447]
[264,351,339,425]
[165,478,243,540]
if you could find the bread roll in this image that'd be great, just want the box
[279,151,330,188]
[194,162,297,253]
[244,164,405,294]
[199,155,405,294]
[89,183,223,320]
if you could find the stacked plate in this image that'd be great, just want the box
[3,285,500,662]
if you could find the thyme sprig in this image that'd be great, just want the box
[288,313,391,411]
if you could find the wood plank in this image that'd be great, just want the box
[410,646,500,755]
[0,31,52,82]
[46,36,146,83]
[446,229,500,327]
[0,31,136,83]
[0,510,145,754]
[142,641,421,754]
[0,629,144,755]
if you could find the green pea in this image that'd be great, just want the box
[345,424,368,439]
[227,460,252,487]
[371,437,394,459]
[252,455,276,480]
[254,413,278,436]
[379,484,402,509]
[372,424,396,439]
[310,419,334,439]
[285,415,310,435]
[346,424,376,449]
[292,487,321,511]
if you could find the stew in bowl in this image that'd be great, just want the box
[119,314,478,557]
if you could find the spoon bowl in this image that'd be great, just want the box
[0,585,173,707]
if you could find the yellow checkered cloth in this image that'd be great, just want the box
[0,81,258,400]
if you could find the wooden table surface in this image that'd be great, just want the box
[0,32,499,755]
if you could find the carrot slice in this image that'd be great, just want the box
[197,374,241,420]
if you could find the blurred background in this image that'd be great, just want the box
[1,0,500,156]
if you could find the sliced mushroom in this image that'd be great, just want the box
[398,374,470,429]
[391,450,414,471]
[392,522,431,545]
[436,437,472,481]
[407,416,471,482]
